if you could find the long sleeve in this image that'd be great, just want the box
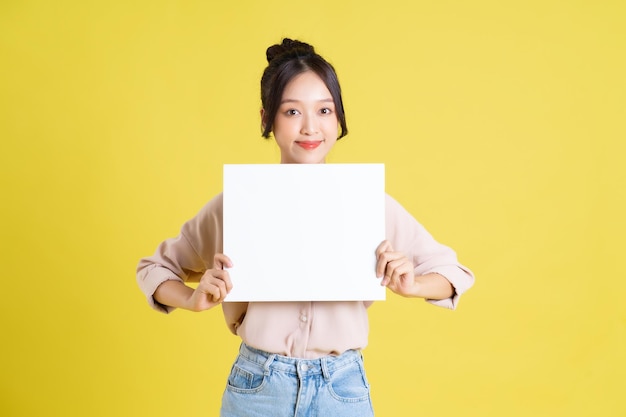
[385,194,474,309]
[136,194,224,313]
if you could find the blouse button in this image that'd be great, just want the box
[299,314,308,322]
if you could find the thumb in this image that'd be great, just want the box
[214,253,233,270]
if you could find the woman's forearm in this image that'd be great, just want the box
[412,273,455,300]
[153,280,194,310]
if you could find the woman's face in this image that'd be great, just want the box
[269,71,339,164]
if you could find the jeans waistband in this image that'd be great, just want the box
[238,343,362,377]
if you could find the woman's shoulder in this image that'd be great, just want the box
[192,192,223,216]
[385,193,412,218]
[204,192,223,211]
[384,193,428,237]
[180,192,224,234]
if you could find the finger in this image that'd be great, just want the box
[388,260,412,283]
[375,240,393,257]
[198,276,223,301]
[213,281,227,302]
[197,281,221,303]
[204,271,234,300]
[375,257,385,278]
[382,258,411,286]
[213,269,233,292]
[376,251,407,278]
[375,241,393,277]
[209,286,222,302]
[210,280,231,303]
[215,270,233,293]
[214,253,233,270]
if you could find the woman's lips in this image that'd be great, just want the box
[296,141,323,150]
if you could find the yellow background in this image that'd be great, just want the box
[1,1,624,416]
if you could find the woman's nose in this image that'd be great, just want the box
[300,114,319,135]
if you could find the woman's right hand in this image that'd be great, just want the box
[185,253,233,312]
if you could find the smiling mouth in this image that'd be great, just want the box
[295,141,323,150]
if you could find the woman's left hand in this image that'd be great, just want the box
[375,240,417,297]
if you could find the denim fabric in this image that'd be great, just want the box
[220,343,375,417]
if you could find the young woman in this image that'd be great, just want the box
[137,38,474,417]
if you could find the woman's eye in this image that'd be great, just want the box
[286,109,299,116]
[320,108,333,115]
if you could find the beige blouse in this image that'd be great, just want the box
[137,193,474,358]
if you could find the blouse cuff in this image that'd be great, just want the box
[137,264,184,314]
[423,265,474,310]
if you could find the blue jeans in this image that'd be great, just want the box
[220,343,375,417]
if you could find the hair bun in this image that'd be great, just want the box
[266,38,315,63]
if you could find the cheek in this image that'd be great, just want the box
[274,117,297,133]
[324,118,339,136]
[272,120,297,146]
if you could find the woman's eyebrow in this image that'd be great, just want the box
[280,98,334,104]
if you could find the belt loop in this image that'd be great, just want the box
[321,357,331,381]
[263,353,276,375]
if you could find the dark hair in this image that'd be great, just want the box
[260,38,348,139]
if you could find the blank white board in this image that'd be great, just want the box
[223,164,385,302]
